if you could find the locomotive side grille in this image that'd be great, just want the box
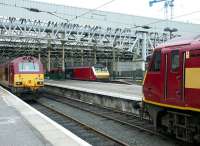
[190,53,200,58]
[190,49,200,58]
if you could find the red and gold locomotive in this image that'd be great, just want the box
[65,64,110,81]
[143,35,200,143]
[0,56,44,93]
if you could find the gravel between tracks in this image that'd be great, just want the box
[37,97,184,146]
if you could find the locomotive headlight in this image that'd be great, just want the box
[37,81,43,85]
[16,82,22,85]
[38,74,43,80]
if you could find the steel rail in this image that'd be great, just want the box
[40,93,160,136]
[31,101,129,146]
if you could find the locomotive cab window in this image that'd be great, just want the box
[149,50,161,72]
[19,63,39,72]
[94,65,108,72]
[145,55,152,70]
[171,50,179,72]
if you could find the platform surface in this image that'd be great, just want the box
[45,80,142,101]
[0,86,91,146]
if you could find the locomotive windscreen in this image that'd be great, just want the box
[19,63,39,72]
[94,65,108,72]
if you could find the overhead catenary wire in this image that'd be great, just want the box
[68,0,116,22]
[0,2,69,22]
[130,9,200,29]
[0,0,117,23]
[0,0,200,32]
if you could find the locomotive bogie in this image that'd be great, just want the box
[144,103,200,142]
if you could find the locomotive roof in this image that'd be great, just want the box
[157,34,200,48]
[66,64,106,69]
[10,56,39,64]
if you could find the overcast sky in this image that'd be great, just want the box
[32,0,200,24]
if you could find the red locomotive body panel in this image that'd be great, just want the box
[143,36,200,142]
[143,40,200,111]
[9,63,14,85]
[65,64,110,81]
[72,67,96,81]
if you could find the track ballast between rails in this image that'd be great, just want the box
[30,101,129,146]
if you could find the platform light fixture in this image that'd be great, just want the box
[164,27,178,39]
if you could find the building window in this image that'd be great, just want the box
[171,50,179,72]
[149,50,161,72]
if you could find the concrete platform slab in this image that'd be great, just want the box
[44,80,142,113]
[45,80,142,101]
[0,86,91,146]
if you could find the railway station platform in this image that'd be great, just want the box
[0,86,91,146]
[44,80,142,113]
[45,80,142,101]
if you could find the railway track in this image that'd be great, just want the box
[39,93,159,136]
[30,101,129,146]
[24,92,189,146]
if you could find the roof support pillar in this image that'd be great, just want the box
[112,47,116,79]
[71,49,74,67]
[117,49,121,76]
[48,47,51,72]
[142,33,147,71]
[94,48,97,65]
[61,42,65,72]
[81,49,84,66]
[38,48,41,62]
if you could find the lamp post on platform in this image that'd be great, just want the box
[164,27,178,39]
